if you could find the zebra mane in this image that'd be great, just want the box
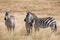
[28,12,38,18]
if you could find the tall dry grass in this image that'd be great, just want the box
[0,0,60,40]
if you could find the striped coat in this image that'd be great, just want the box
[34,17,57,32]
[4,11,15,31]
[24,11,57,33]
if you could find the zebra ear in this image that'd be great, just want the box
[4,17,6,20]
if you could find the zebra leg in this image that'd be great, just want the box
[26,28,30,35]
[7,26,9,31]
[13,25,15,31]
[10,26,12,31]
[38,27,39,31]
[26,26,30,35]
[30,27,32,33]
[50,24,57,32]
[34,25,39,32]
[36,27,39,31]
[34,26,37,32]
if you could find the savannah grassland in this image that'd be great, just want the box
[0,0,60,40]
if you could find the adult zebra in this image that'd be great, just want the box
[4,11,15,31]
[24,12,33,35]
[24,11,57,33]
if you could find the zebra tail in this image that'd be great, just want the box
[55,24,57,31]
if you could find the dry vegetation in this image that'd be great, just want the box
[0,0,60,40]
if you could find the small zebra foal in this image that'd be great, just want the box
[25,11,57,32]
[4,11,15,31]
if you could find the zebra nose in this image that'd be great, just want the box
[4,18,6,20]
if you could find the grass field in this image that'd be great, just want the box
[0,0,60,40]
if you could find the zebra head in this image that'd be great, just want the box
[24,11,37,24]
[4,11,10,20]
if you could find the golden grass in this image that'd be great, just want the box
[0,13,60,40]
[0,0,60,40]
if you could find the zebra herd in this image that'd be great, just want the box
[4,11,57,35]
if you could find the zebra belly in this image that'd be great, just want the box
[35,20,49,28]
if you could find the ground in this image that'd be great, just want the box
[0,0,60,40]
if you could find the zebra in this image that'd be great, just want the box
[24,11,57,33]
[24,12,33,35]
[4,11,15,31]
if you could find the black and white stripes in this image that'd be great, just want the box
[24,11,57,33]
[35,17,56,27]
[34,17,57,32]
[4,11,15,31]
[4,11,57,34]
